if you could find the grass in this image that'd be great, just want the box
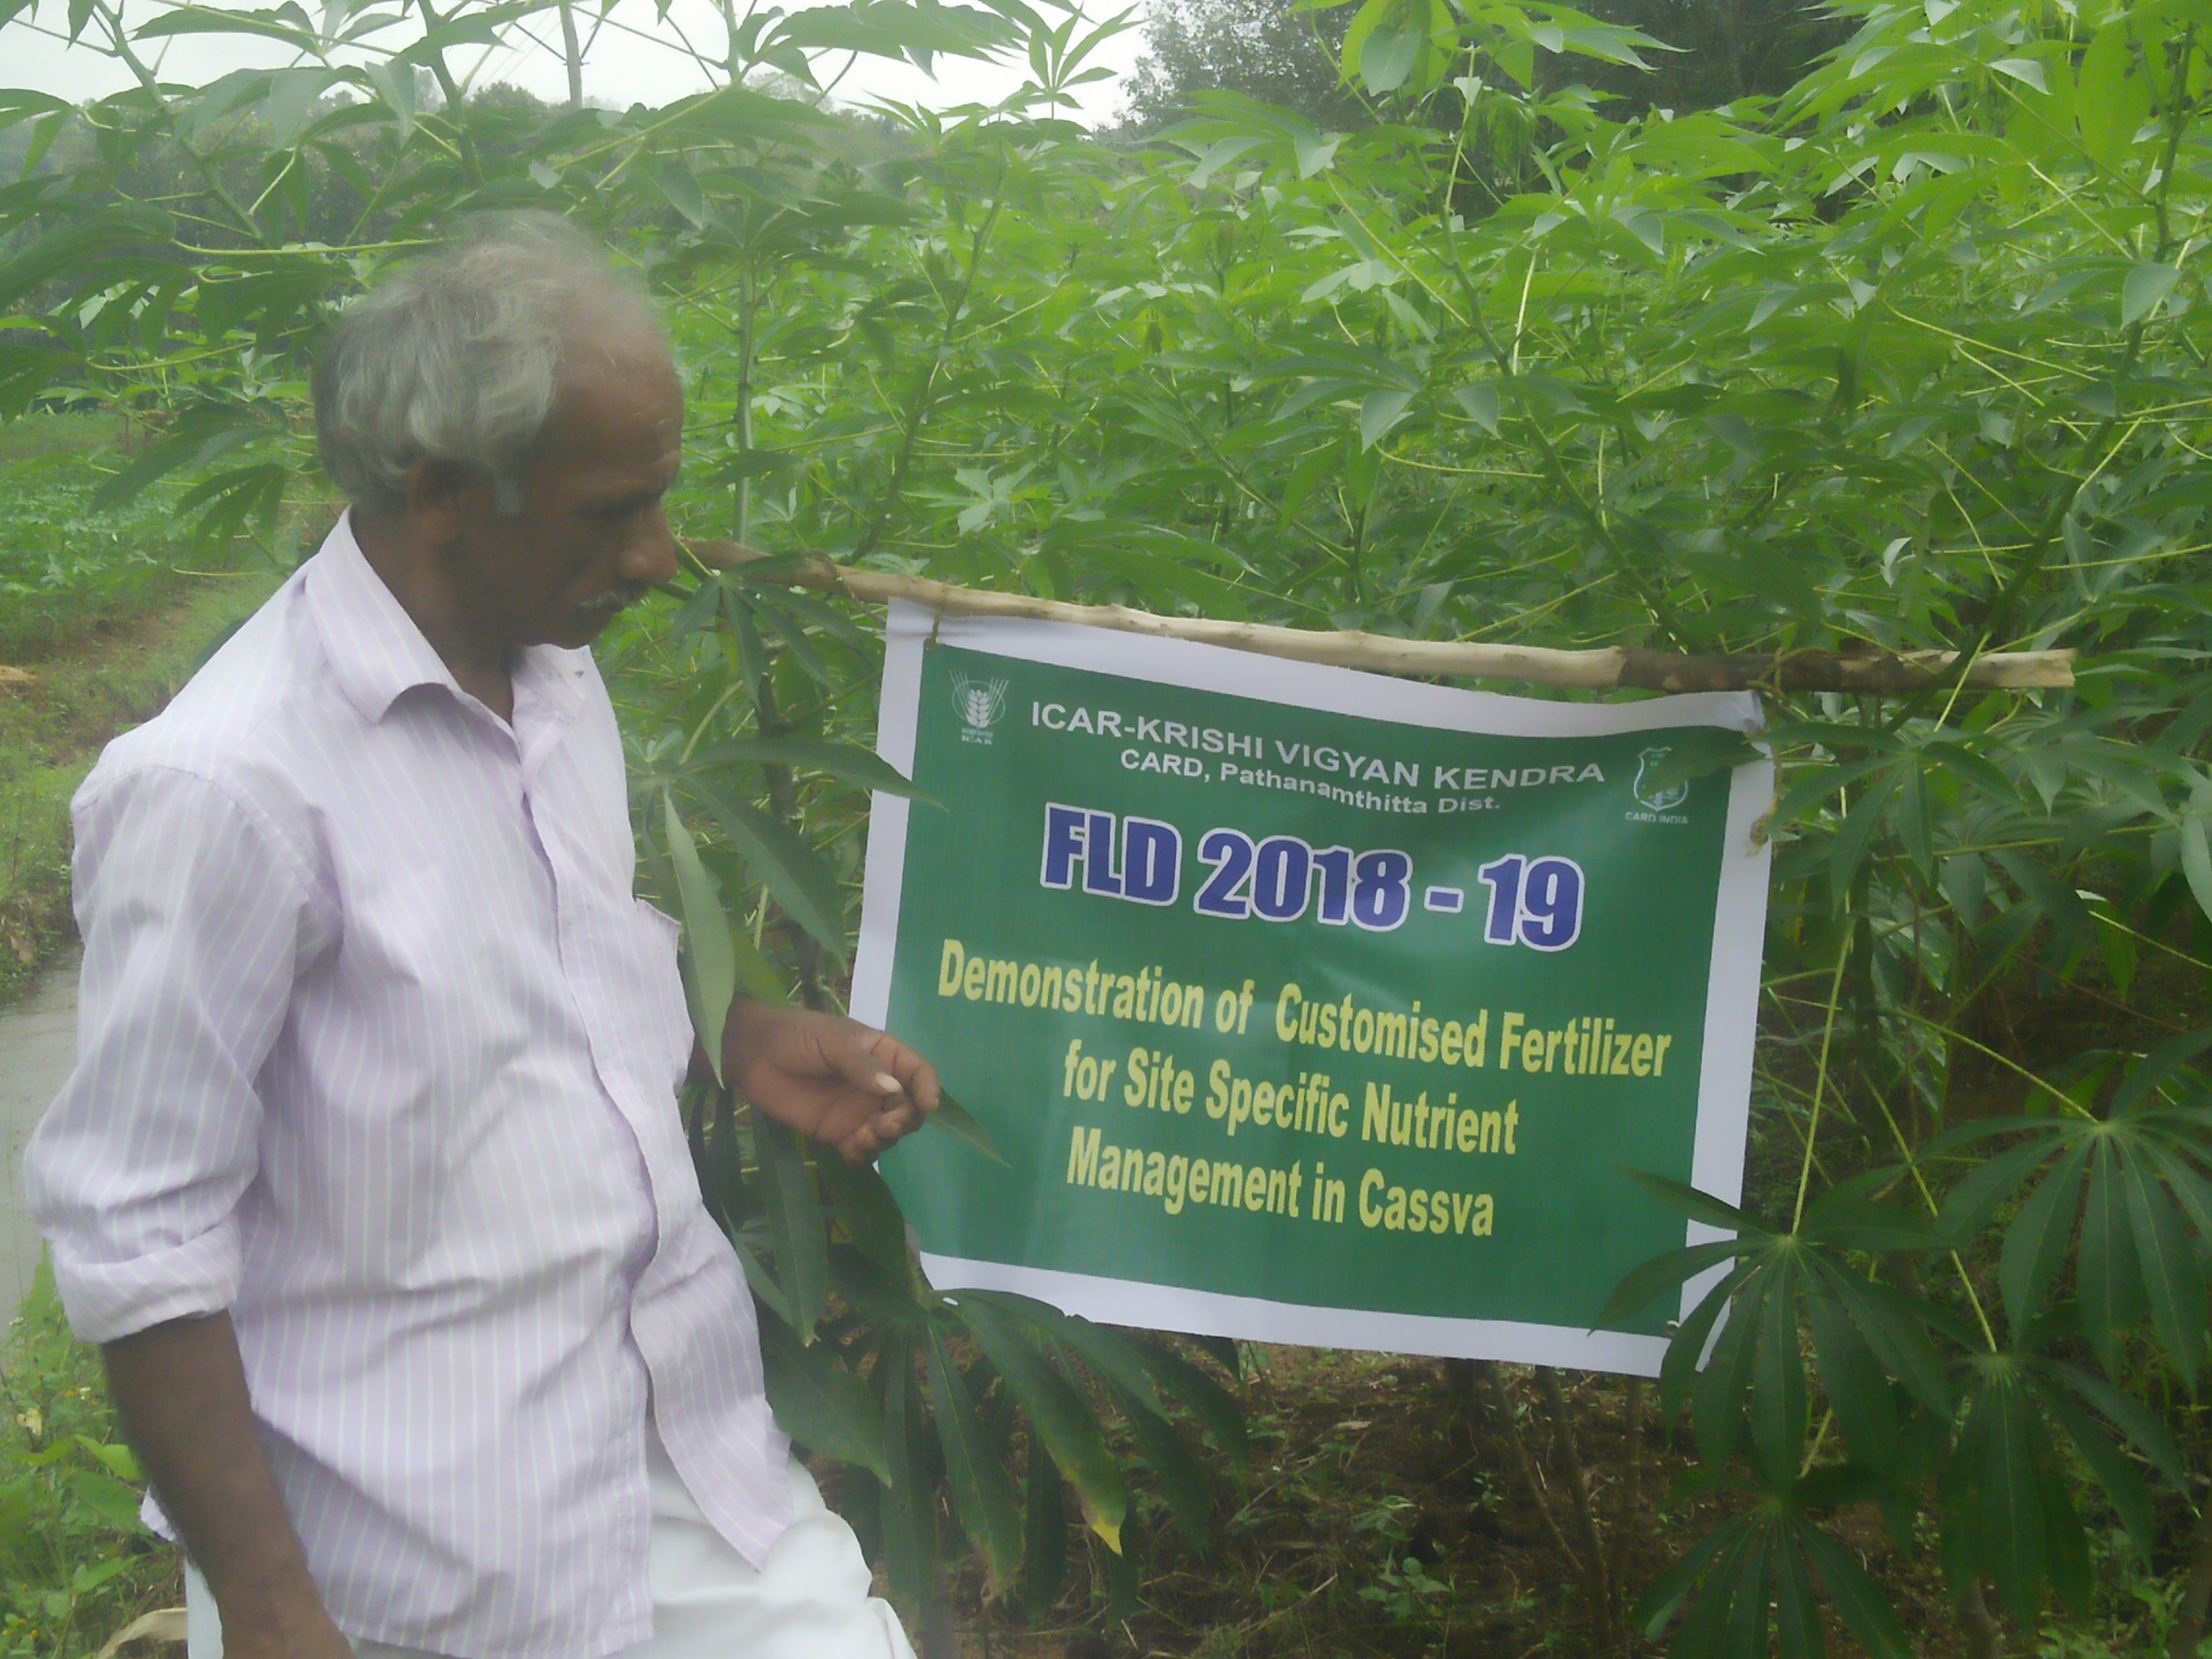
[0,416,290,1003]
[0,415,210,665]
[0,1262,180,1659]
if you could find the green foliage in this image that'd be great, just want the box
[0,1263,174,1659]
[14,0,2212,1645]
[690,1089,1243,1621]
[0,421,199,661]
[0,563,284,1003]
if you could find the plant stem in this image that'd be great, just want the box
[409,0,485,187]
[1537,1366,1615,1646]
[1792,921,1853,1232]
[559,0,584,108]
[1478,1362,1580,1571]
[1958,1575,2002,1659]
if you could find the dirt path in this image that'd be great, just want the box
[2,572,282,1313]
[2,946,74,1315]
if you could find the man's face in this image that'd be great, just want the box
[449,313,684,652]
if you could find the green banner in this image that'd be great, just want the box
[854,604,1771,1372]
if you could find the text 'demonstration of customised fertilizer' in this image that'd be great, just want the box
[853,602,1773,1375]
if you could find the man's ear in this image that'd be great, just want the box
[401,456,480,543]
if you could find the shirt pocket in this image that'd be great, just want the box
[634,898,697,1091]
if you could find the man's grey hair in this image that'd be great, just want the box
[314,212,662,515]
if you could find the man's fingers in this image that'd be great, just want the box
[834,1099,922,1165]
[822,1023,906,1102]
[862,1029,941,1111]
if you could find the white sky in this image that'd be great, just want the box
[1,0,1146,124]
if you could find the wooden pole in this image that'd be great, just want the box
[680,539,2075,696]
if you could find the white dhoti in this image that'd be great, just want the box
[186,1436,914,1659]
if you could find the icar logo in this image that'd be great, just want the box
[950,672,1009,744]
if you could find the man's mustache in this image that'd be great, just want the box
[579,583,651,616]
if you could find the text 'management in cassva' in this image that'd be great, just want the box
[1038,803,1586,950]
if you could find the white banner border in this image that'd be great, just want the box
[852,600,1771,1378]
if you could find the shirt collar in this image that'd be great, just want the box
[305,513,589,727]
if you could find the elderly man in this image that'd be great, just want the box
[24,214,932,1659]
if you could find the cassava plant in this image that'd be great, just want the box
[9,0,2212,1648]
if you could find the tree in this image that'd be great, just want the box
[1121,0,1364,132]
[1121,0,1843,135]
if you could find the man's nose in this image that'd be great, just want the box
[619,506,680,586]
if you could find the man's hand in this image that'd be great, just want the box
[722,999,940,1163]
[104,1313,355,1659]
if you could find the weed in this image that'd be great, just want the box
[0,1261,178,1659]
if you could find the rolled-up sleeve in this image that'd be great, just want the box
[23,763,312,1343]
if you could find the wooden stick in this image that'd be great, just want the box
[681,539,2075,694]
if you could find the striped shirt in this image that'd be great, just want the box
[23,518,790,1659]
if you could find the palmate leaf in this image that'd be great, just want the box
[878,1330,939,1612]
[1796,1523,1913,1659]
[755,1113,831,1340]
[1132,1339,1248,1469]
[1941,1360,2097,1628]
[662,792,737,1083]
[1950,1033,2212,1383]
[756,1305,889,1482]
[953,1295,1128,1554]
[1804,1279,1897,1473]
[1622,1167,1951,1498]
[1623,1168,1769,1235]
[1596,1235,1750,1326]
[1020,1421,1067,1626]
[818,1154,908,1283]
[926,1087,1007,1165]
[1660,1256,1757,1421]
[1694,1264,1769,1471]
[1103,1376,1214,1550]
[684,780,849,962]
[2117,1148,2205,1392]
[2000,1141,2088,1334]
[689,736,929,801]
[964,1289,1163,1415]
[924,1324,1021,1596]
[1749,1259,1807,1487]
